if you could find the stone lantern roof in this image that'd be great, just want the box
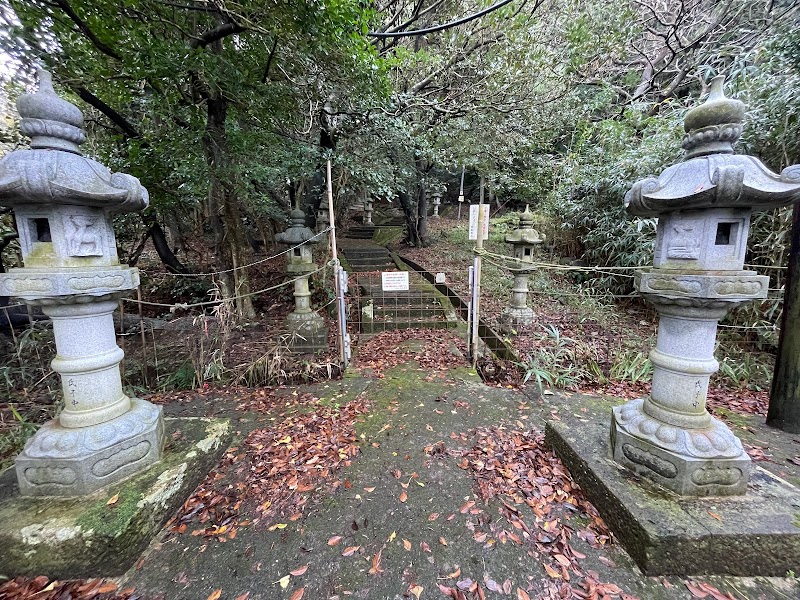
[505,205,544,245]
[0,70,148,213]
[625,76,800,218]
[276,208,318,245]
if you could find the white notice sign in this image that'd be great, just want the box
[468,204,490,240]
[382,271,409,291]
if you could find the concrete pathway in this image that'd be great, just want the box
[122,341,800,600]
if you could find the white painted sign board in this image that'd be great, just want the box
[381,271,409,291]
[468,204,490,240]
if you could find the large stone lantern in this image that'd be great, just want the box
[0,71,164,496]
[502,205,543,326]
[611,76,800,496]
[276,208,327,352]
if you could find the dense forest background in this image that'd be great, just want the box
[0,0,798,325]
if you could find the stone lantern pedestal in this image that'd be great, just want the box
[502,206,543,327]
[277,209,327,353]
[611,77,800,496]
[0,71,164,497]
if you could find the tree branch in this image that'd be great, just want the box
[74,86,142,140]
[190,22,245,49]
[52,0,122,60]
[262,37,279,83]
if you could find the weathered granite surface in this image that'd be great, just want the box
[276,208,327,352]
[547,413,800,576]
[502,206,543,327]
[0,417,231,579]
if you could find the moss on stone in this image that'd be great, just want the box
[0,418,232,579]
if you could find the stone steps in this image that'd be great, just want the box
[339,239,458,334]
[343,226,376,239]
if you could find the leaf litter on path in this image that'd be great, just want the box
[165,388,371,540]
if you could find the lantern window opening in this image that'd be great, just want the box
[294,248,302,257]
[715,222,736,246]
[524,247,532,257]
[32,218,52,242]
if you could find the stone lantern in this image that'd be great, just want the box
[502,205,544,326]
[316,208,330,244]
[611,76,800,496]
[0,71,164,496]
[431,191,442,218]
[363,195,374,226]
[276,208,327,352]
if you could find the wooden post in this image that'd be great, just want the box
[471,176,485,367]
[137,287,148,386]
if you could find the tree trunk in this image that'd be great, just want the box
[398,190,421,246]
[767,202,800,432]
[203,94,256,319]
[417,183,429,245]
[141,213,188,273]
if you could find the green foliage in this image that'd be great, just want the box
[159,361,198,391]
[520,325,582,392]
[0,403,39,472]
[609,351,652,384]
[543,105,683,293]
[716,348,774,391]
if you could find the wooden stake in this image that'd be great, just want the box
[137,287,148,387]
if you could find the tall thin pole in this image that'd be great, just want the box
[457,165,465,221]
[327,160,339,264]
[327,160,346,366]
[471,176,485,367]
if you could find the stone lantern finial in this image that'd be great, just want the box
[681,76,745,159]
[17,69,86,154]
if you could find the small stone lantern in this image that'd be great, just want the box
[0,71,164,496]
[502,206,544,326]
[611,76,800,496]
[276,208,327,352]
[431,191,442,218]
[316,208,330,244]
[363,195,374,226]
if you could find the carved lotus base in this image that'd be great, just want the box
[501,305,535,327]
[611,398,750,496]
[15,397,164,497]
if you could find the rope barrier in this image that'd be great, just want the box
[477,250,638,279]
[122,262,332,310]
[139,227,332,279]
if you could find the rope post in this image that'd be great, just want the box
[327,160,346,367]
[471,176,486,368]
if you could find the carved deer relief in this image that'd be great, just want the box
[64,214,103,257]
